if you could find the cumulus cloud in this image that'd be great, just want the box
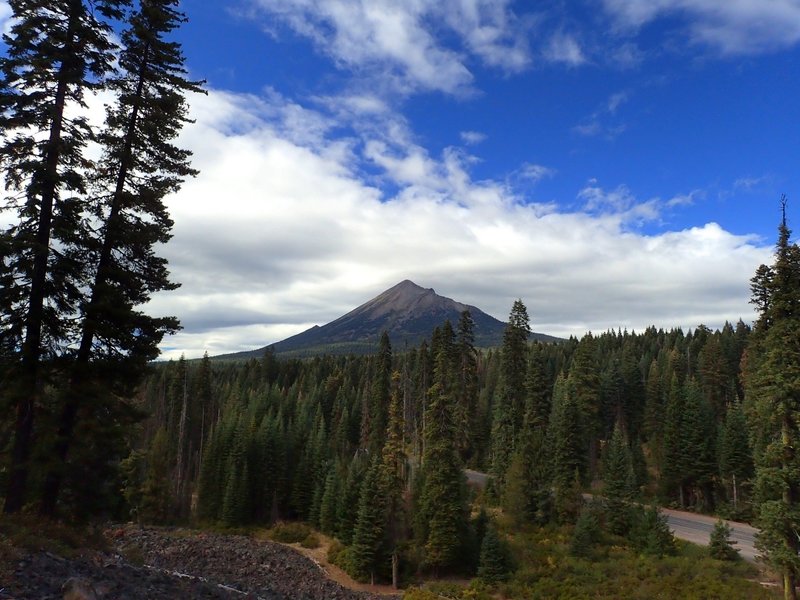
[143,89,770,358]
[602,0,800,55]
[247,0,530,95]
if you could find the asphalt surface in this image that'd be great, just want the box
[661,507,759,561]
[463,469,759,561]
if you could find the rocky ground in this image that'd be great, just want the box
[3,526,389,600]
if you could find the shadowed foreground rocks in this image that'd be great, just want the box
[4,526,385,600]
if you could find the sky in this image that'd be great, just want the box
[2,1,800,359]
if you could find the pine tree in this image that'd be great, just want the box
[477,524,511,583]
[602,423,636,535]
[38,0,203,516]
[631,505,675,557]
[744,200,800,600]
[380,372,407,588]
[709,519,740,561]
[491,300,530,480]
[570,502,602,558]
[349,458,386,584]
[454,311,478,464]
[548,374,585,519]
[718,402,754,510]
[419,345,468,573]
[1,0,128,515]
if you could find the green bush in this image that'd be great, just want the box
[300,532,321,549]
[268,521,312,543]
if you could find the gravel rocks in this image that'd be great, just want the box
[3,526,386,600]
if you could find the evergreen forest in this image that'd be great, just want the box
[1,1,800,599]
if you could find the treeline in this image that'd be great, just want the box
[125,304,756,582]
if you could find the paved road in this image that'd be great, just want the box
[463,469,759,561]
[661,507,759,562]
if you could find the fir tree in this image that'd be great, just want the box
[1,0,128,515]
[570,502,602,558]
[745,200,800,600]
[477,524,511,583]
[491,300,531,479]
[718,402,754,510]
[631,505,675,557]
[349,458,386,584]
[419,345,468,573]
[709,519,740,561]
[602,423,636,535]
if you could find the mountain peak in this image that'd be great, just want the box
[214,281,560,359]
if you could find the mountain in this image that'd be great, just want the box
[215,280,561,359]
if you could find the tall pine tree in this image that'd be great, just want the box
[1,0,128,514]
[744,200,800,600]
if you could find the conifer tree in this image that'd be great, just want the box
[419,344,468,573]
[455,311,479,464]
[709,518,740,561]
[491,300,530,479]
[524,343,551,428]
[718,402,753,510]
[380,372,407,587]
[350,458,386,584]
[744,200,800,600]
[477,524,511,583]
[1,0,128,515]
[548,374,585,497]
[602,423,636,535]
[570,502,602,558]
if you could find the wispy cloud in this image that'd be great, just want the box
[543,32,587,66]
[246,0,531,95]
[573,90,630,139]
[602,0,800,55]
[521,163,556,183]
[734,176,768,191]
[460,130,487,145]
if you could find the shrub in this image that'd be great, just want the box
[300,532,321,549]
[268,521,312,543]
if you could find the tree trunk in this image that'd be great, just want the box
[784,571,797,600]
[391,550,399,589]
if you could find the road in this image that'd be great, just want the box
[661,507,759,561]
[463,469,759,561]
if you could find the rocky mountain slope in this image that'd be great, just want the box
[218,280,560,358]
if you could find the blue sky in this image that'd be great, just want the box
[2,1,800,358]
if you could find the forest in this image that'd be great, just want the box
[1,1,800,599]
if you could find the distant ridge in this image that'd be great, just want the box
[215,280,561,359]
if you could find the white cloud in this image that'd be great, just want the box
[543,32,586,66]
[247,0,530,95]
[460,130,487,145]
[521,163,556,183]
[607,91,629,113]
[573,91,630,139]
[1,1,12,35]
[142,89,771,359]
[602,0,800,55]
